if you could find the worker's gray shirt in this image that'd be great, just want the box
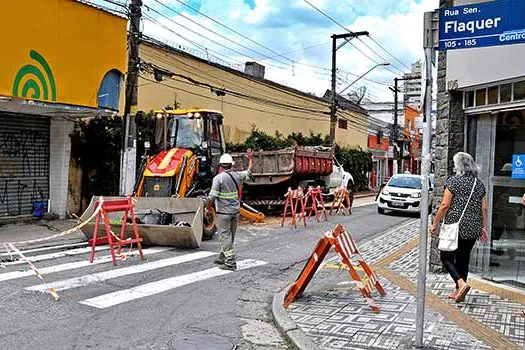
[209,170,251,215]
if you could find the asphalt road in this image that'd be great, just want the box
[0,201,413,350]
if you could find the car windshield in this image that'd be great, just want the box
[155,116,203,150]
[388,176,422,189]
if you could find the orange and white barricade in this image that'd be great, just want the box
[330,187,352,216]
[305,186,327,223]
[284,224,385,313]
[281,187,306,228]
[90,196,145,266]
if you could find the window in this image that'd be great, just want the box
[476,89,487,106]
[488,86,499,105]
[500,84,512,103]
[513,81,525,101]
[338,119,348,129]
[464,91,474,108]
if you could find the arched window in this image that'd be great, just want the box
[98,69,123,111]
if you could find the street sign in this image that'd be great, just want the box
[439,0,525,51]
[512,154,525,179]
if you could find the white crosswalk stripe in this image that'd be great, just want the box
[0,247,170,282]
[4,242,268,310]
[26,250,216,293]
[0,242,87,257]
[1,246,109,266]
[79,259,268,309]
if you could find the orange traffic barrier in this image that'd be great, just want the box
[305,186,327,223]
[281,187,306,228]
[284,224,385,313]
[330,187,352,216]
[89,196,145,266]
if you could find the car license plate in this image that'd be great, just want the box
[391,201,404,207]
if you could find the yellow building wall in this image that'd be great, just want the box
[137,43,368,148]
[0,0,127,108]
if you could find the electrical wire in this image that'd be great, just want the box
[302,0,406,76]
[140,48,333,107]
[146,51,391,130]
[164,0,352,75]
[142,14,245,69]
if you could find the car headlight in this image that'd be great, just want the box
[411,192,422,198]
[382,189,390,195]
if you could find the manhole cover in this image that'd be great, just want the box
[168,334,235,350]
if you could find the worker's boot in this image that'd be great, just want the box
[219,262,237,271]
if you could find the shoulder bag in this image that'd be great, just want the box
[438,178,477,251]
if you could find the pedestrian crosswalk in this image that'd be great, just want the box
[0,242,267,309]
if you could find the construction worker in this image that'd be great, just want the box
[207,149,253,270]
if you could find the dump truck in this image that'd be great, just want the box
[231,147,354,207]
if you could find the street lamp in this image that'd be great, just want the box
[338,62,390,95]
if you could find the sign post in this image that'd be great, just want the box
[439,0,525,51]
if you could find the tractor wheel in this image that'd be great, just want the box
[202,206,217,241]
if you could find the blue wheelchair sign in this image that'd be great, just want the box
[512,154,525,179]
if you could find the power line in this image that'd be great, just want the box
[142,14,244,69]
[151,0,296,67]
[141,50,331,108]
[164,0,345,74]
[302,0,405,76]
[368,36,411,71]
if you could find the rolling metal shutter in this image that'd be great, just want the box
[0,113,50,216]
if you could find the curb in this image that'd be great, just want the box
[272,288,321,350]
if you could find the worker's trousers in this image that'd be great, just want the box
[217,214,239,266]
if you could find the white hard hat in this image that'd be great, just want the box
[219,153,234,165]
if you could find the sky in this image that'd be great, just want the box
[94,0,438,102]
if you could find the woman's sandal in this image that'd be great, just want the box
[448,290,458,299]
[516,310,525,317]
[455,284,471,303]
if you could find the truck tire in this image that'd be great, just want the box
[347,181,354,207]
[202,207,217,241]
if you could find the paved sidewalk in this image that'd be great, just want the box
[0,219,86,248]
[275,220,525,349]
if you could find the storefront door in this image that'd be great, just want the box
[470,110,525,287]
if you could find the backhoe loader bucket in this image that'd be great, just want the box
[79,196,203,248]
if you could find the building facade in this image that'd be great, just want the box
[432,0,525,289]
[136,38,369,149]
[403,60,423,110]
[0,0,126,218]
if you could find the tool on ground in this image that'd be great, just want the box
[281,187,306,228]
[330,187,352,216]
[89,196,145,266]
[284,224,385,313]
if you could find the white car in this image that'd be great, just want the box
[377,174,433,214]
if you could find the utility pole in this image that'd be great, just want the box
[390,75,421,174]
[415,10,438,349]
[120,0,142,195]
[393,78,399,174]
[329,31,369,146]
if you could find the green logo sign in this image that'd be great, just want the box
[13,50,56,101]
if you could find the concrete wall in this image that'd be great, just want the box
[137,42,368,149]
[49,117,74,218]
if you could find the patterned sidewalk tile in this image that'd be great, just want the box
[389,241,525,347]
[287,220,525,349]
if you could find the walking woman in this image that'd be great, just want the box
[430,152,488,303]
